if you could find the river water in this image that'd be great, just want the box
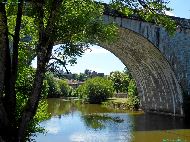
[33,98,190,142]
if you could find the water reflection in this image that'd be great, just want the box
[82,113,124,130]
[34,99,190,142]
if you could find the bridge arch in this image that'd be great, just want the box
[100,27,183,116]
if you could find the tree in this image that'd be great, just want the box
[0,0,176,141]
[0,1,116,141]
[109,71,130,93]
[74,77,114,103]
[110,0,176,35]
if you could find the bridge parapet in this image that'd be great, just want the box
[102,2,190,29]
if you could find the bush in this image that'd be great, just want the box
[128,79,138,97]
[109,71,130,93]
[45,73,61,97]
[57,79,73,97]
[45,72,73,97]
[127,79,139,110]
[75,77,114,103]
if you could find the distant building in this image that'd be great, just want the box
[97,73,104,77]
[67,80,84,89]
[91,71,97,76]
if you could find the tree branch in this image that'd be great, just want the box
[49,57,69,74]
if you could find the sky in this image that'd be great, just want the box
[32,0,190,75]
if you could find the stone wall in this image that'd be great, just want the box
[100,15,189,116]
[103,14,190,95]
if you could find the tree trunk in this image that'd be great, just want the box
[0,3,12,142]
[17,54,48,142]
[3,1,24,141]
[4,0,24,126]
[0,2,7,97]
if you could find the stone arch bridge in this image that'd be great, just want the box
[99,6,190,116]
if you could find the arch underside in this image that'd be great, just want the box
[101,28,183,116]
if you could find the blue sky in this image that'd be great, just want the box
[32,0,190,75]
[66,45,126,75]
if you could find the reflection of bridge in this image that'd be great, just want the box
[99,5,190,116]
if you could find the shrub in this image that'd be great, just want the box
[75,77,114,103]
[57,79,73,97]
[127,79,139,110]
[45,73,61,97]
[128,79,138,97]
[109,71,130,93]
[45,72,73,97]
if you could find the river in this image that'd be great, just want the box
[33,98,190,142]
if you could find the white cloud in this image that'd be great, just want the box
[44,118,61,134]
[164,11,175,16]
[69,132,109,142]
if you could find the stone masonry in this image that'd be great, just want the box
[100,10,190,116]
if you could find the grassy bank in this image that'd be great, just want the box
[102,97,141,111]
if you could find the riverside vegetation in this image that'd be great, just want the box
[45,70,140,111]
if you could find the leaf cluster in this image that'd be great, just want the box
[109,71,130,93]
[111,0,176,35]
[74,77,114,103]
[45,72,73,98]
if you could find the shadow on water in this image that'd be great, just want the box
[134,113,190,131]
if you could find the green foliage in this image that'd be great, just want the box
[14,49,50,141]
[54,0,118,44]
[75,77,114,104]
[103,97,139,111]
[57,79,73,97]
[109,71,130,93]
[26,100,50,141]
[128,79,138,97]
[45,73,61,98]
[16,66,35,97]
[45,0,118,74]
[45,72,72,98]
[8,15,37,66]
[77,73,87,81]
[16,67,50,141]
[103,77,140,111]
[111,0,176,35]
[127,79,139,110]
[125,95,140,110]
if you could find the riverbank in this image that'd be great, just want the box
[102,97,141,111]
[57,97,141,112]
